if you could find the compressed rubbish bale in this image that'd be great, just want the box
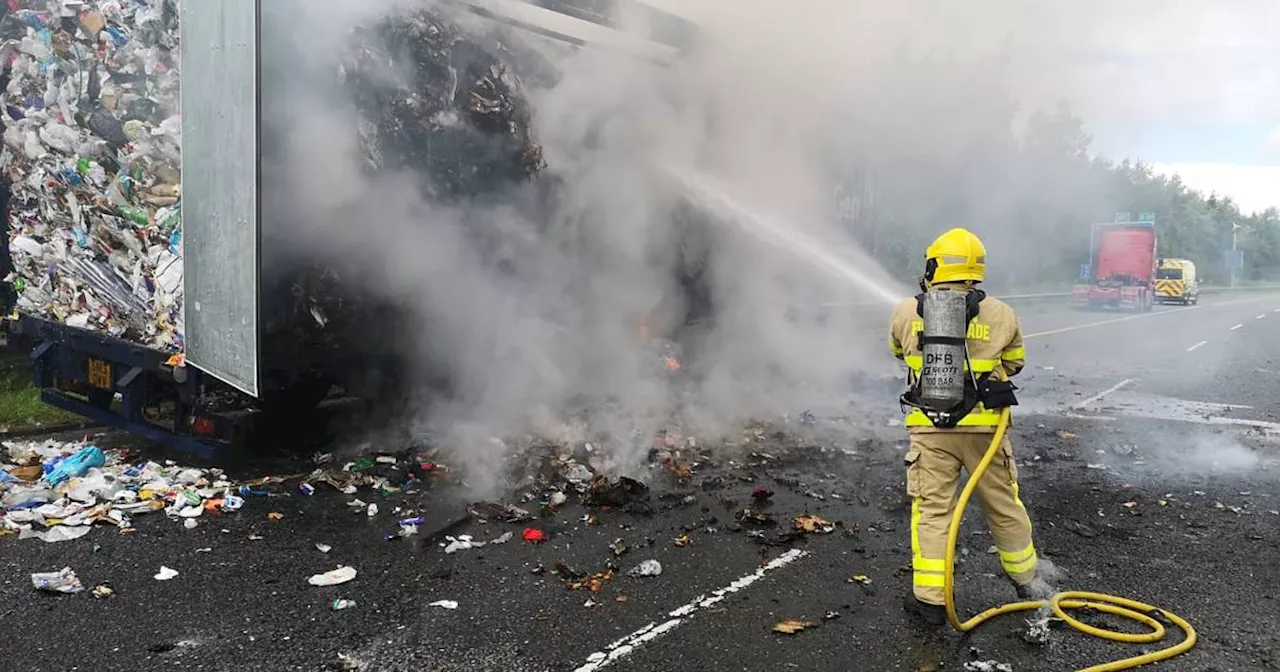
[339,7,547,199]
[250,4,554,402]
[1,0,184,350]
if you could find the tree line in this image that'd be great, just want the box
[829,54,1279,291]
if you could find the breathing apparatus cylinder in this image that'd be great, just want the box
[918,288,969,410]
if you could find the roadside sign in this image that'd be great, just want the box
[1226,250,1244,269]
[1114,212,1131,223]
[1138,212,1155,223]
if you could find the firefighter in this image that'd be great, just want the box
[888,227,1039,625]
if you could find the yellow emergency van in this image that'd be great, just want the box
[1155,258,1198,305]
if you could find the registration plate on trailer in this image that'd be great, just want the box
[88,358,112,390]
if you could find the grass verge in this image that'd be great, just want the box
[0,353,82,431]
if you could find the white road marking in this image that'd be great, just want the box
[1024,295,1279,340]
[1258,314,1267,319]
[1063,411,1280,431]
[1071,379,1135,409]
[1231,324,1244,330]
[1125,410,1280,432]
[1186,340,1208,352]
[573,550,808,672]
[1025,307,1199,339]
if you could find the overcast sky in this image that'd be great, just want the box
[640,0,1279,214]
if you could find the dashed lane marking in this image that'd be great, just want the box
[1187,340,1208,352]
[1060,412,1280,431]
[1258,314,1267,319]
[573,549,809,672]
[1231,324,1244,330]
[1024,307,1198,339]
[1024,295,1280,340]
[1070,378,1135,409]
[1062,413,1116,421]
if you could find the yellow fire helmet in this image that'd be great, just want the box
[924,227,986,285]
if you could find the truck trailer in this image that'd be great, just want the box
[0,0,699,458]
[1071,222,1156,312]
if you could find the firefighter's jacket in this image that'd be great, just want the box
[888,284,1025,432]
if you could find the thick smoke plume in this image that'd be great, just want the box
[263,0,1179,485]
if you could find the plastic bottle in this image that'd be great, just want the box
[117,206,149,226]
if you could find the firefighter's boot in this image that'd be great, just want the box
[903,593,946,625]
[1013,574,1043,600]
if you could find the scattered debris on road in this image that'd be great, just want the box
[153,566,178,581]
[772,619,817,634]
[31,567,84,594]
[963,661,1013,672]
[2,438,245,543]
[626,559,663,578]
[793,513,835,534]
[429,600,459,610]
[308,566,357,587]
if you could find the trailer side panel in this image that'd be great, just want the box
[180,0,262,397]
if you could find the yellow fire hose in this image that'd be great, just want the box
[943,407,1198,672]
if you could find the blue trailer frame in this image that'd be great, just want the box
[4,316,242,460]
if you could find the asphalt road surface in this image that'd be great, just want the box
[4,292,1280,672]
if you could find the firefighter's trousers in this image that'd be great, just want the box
[904,431,1038,605]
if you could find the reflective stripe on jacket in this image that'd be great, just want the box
[888,284,1025,432]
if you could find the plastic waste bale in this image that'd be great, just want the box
[340,6,547,200]
[253,4,553,394]
[1,0,184,350]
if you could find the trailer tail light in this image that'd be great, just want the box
[190,416,216,436]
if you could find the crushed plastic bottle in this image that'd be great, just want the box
[31,567,85,594]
